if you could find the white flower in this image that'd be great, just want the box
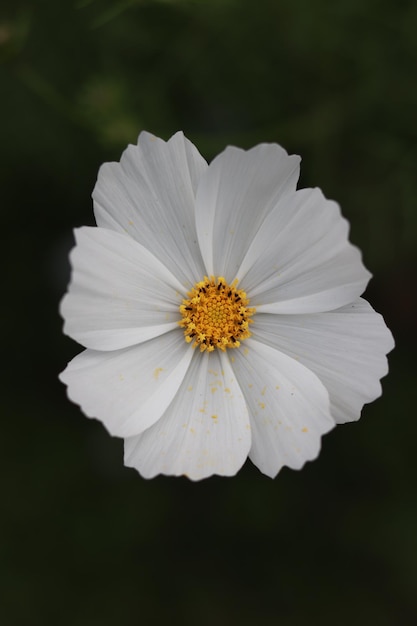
[59,131,394,480]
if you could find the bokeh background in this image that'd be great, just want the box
[1,0,416,624]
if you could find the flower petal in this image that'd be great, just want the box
[231,338,334,478]
[61,227,186,351]
[59,331,193,438]
[124,350,251,480]
[195,143,300,278]
[237,188,371,313]
[253,298,394,424]
[93,131,208,285]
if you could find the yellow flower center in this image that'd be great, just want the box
[179,276,255,352]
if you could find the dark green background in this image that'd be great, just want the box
[1,1,416,624]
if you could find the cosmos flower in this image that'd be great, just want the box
[59,131,394,480]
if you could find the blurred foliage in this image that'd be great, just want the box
[1,0,416,625]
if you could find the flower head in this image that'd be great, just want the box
[59,131,394,480]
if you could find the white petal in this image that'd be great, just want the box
[61,227,185,350]
[237,188,371,313]
[253,298,394,424]
[93,131,208,285]
[59,331,193,438]
[124,350,251,480]
[231,338,334,478]
[195,143,300,278]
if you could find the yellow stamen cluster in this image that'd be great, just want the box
[179,276,255,352]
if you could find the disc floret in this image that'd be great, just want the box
[179,276,255,352]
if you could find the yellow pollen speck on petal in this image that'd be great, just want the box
[153,367,164,380]
[258,402,266,409]
[178,276,255,352]
[211,414,218,420]
[261,386,267,396]
[302,427,308,433]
